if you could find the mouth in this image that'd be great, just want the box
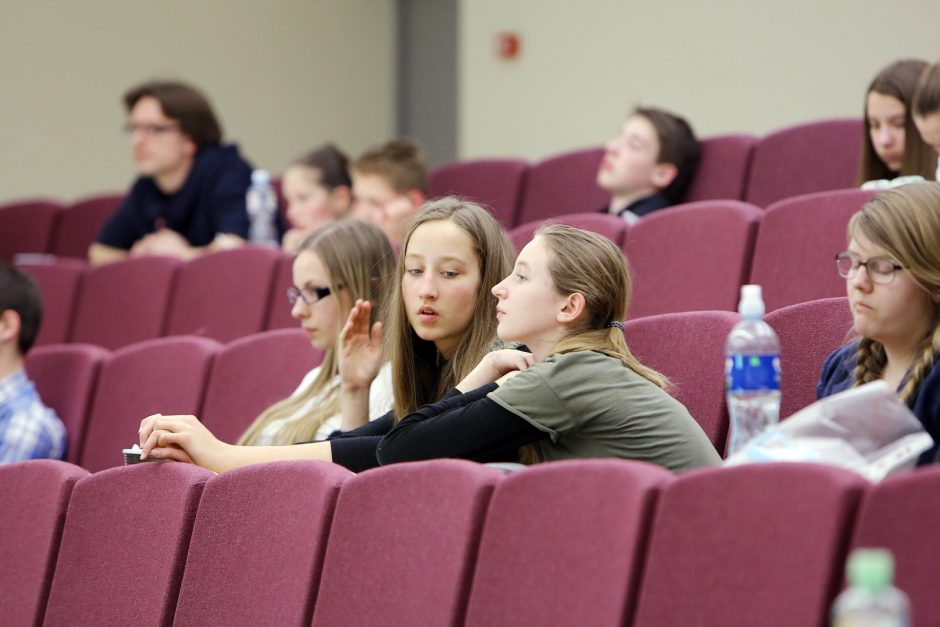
[416,306,439,323]
[495,307,506,317]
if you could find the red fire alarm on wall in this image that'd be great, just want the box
[497,32,521,60]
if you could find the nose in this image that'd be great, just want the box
[417,273,438,300]
[848,264,873,292]
[492,277,508,298]
[290,297,309,320]
[876,126,895,147]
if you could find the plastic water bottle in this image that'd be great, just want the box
[725,284,781,456]
[246,169,279,246]
[832,548,911,626]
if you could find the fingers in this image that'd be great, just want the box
[146,432,195,464]
[138,414,198,459]
[341,300,376,344]
[370,320,383,345]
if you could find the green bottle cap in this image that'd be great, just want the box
[846,548,894,592]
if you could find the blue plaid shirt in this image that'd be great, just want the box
[0,369,66,463]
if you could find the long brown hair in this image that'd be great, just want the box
[238,219,395,444]
[858,59,936,184]
[384,197,514,419]
[849,183,940,403]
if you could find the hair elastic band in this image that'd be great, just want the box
[606,320,624,331]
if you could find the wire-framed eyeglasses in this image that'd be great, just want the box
[835,251,904,285]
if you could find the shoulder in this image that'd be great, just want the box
[192,143,253,180]
[817,342,857,399]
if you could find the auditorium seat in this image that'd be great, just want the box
[78,336,219,472]
[624,311,739,453]
[0,460,89,627]
[429,158,529,227]
[264,251,297,330]
[633,463,865,627]
[200,328,323,444]
[625,200,762,319]
[684,134,756,202]
[18,258,87,346]
[43,463,212,626]
[749,188,876,312]
[764,297,853,419]
[26,343,110,464]
[744,119,864,207]
[0,199,62,262]
[49,193,124,259]
[173,461,352,626]
[849,466,940,623]
[508,212,628,252]
[465,460,674,626]
[165,246,280,342]
[516,146,609,225]
[311,460,501,626]
[70,255,180,349]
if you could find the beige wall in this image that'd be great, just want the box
[0,0,395,204]
[458,0,940,160]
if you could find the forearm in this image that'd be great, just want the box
[208,440,333,473]
[339,384,372,431]
[88,242,129,265]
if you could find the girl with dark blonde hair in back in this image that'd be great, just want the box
[376,224,720,473]
[818,182,940,463]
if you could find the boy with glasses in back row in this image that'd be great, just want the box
[89,80,255,265]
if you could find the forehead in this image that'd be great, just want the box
[914,112,940,148]
[517,235,551,266]
[619,115,659,143]
[866,91,906,117]
[848,232,890,257]
[283,165,323,191]
[130,96,172,122]
[292,249,330,284]
[352,172,396,199]
[406,219,477,265]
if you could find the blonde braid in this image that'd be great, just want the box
[898,324,940,403]
[854,337,887,387]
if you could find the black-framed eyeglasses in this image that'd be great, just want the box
[122,122,181,136]
[287,285,333,306]
[835,251,904,285]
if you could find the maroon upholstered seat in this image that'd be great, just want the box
[26,343,110,464]
[0,199,62,262]
[849,466,940,624]
[465,460,674,626]
[264,250,297,330]
[78,336,219,472]
[165,246,280,342]
[624,200,762,319]
[49,193,124,259]
[764,297,853,419]
[173,461,353,626]
[508,211,629,252]
[744,118,864,207]
[624,310,740,454]
[18,258,87,346]
[516,146,608,225]
[749,188,876,312]
[429,158,529,227]
[200,328,323,444]
[684,134,756,202]
[633,463,865,627]
[0,460,89,626]
[43,463,212,626]
[312,460,501,626]
[70,255,180,349]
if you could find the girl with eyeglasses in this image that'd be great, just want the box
[137,198,515,472]
[818,182,940,463]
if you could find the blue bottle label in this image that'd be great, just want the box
[725,354,780,391]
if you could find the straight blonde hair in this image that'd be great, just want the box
[238,219,395,445]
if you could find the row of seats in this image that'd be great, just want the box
[0,118,862,264]
[16,187,871,349]
[430,117,862,226]
[5,456,937,626]
[24,296,852,473]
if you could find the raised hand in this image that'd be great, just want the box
[339,299,384,392]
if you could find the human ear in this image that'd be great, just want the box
[330,185,352,213]
[0,309,21,344]
[651,163,678,190]
[405,189,426,209]
[557,293,586,325]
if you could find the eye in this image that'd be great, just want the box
[515,272,527,281]
[441,271,460,279]
[406,268,423,276]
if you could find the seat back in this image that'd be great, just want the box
[173,461,352,626]
[764,297,853,419]
[750,188,875,312]
[744,119,864,206]
[264,250,297,330]
[79,336,219,472]
[166,246,280,342]
[43,464,212,627]
[429,158,529,227]
[625,200,762,319]
[200,329,323,444]
[50,193,124,259]
[25,344,110,464]
[312,460,500,626]
[18,258,87,346]
[465,460,674,626]
[70,256,180,349]
[516,146,609,225]
[508,212,628,252]
[624,311,740,453]
[849,467,940,624]
[0,460,89,627]
[683,134,756,202]
[634,463,865,627]
[0,199,62,261]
